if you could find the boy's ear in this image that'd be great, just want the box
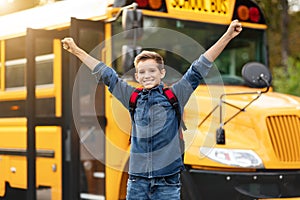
[160,68,166,79]
[134,72,139,82]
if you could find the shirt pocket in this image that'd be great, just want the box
[150,101,172,127]
[134,104,148,126]
[134,99,173,135]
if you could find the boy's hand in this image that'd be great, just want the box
[61,37,78,54]
[61,37,100,71]
[226,19,242,39]
[203,20,242,62]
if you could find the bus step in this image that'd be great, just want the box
[80,193,105,200]
[93,172,105,179]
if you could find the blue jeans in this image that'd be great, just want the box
[126,173,181,200]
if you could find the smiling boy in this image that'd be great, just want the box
[62,19,242,200]
[135,54,165,89]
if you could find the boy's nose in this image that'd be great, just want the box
[144,71,151,77]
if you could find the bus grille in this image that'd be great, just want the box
[266,115,300,162]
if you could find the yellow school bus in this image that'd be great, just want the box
[0,0,300,199]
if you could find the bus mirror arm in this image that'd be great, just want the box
[199,88,265,145]
[258,73,270,93]
[199,62,272,145]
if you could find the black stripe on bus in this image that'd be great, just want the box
[0,98,55,118]
[0,148,55,158]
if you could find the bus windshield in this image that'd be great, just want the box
[112,16,266,86]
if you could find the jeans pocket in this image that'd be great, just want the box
[163,173,181,186]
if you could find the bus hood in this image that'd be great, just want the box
[184,86,300,169]
[191,86,300,126]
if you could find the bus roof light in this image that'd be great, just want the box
[149,0,162,10]
[237,5,249,21]
[249,7,260,23]
[135,0,149,8]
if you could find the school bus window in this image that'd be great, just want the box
[214,29,265,74]
[35,54,54,85]
[5,36,25,88]
[35,37,54,85]
[5,36,55,89]
[5,58,25,88]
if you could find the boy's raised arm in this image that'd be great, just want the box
[203,19,242,62]
[61,37,100,71]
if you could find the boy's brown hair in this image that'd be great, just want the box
[134,50,164,70]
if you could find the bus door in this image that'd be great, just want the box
[68,18,106,200]
[25,28,66,200]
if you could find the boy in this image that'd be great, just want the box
[62,19,242,200]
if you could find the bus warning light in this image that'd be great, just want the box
[149,0,162,10]
[249,7,260,23]
[136,0,149,8]
[237,5,260,23]
[237,5,249,21]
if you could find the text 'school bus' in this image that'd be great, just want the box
[0,0,299,199]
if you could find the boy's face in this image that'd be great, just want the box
[135,59,166,89]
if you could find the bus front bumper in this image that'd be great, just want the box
[188,168,300,199]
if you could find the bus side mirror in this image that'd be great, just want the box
[242,62,272,88]
[122,8,143,39]
[121,45,142,73]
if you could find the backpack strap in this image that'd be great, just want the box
[163,88,187,131]
[163,88,186,159]
[129,88,143,121]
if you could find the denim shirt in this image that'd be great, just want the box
[92,55,212,178]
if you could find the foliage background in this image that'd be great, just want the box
[256,0,300,96]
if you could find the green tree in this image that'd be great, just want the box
[289,11,300,59]
[256,0,289,68]
[273,57,300,96]
[256,0,300,96]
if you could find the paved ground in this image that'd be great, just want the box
[37,189,51,200]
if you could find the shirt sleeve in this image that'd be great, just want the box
[92,62,135,109]
[172,54,213,108]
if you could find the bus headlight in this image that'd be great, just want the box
[200,147,264,168]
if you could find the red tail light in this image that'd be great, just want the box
[135,0,149,8]
[249,7,260,23]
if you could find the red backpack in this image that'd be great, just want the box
[129,88,186,159]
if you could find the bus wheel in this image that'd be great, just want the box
[181,171,202,200]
